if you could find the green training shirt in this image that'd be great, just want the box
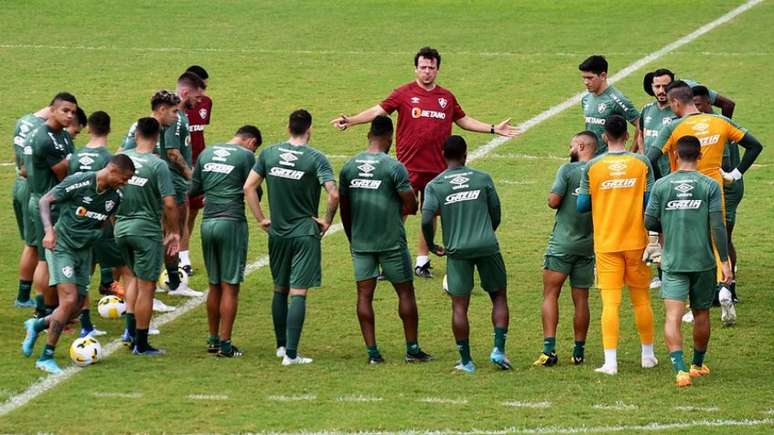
[13,113,45,175]
[422,166,501,259]
[23,124,74,196]
[114,149,175,240]
[339,150,412,253]
[189,143,255,221]
[581,85,639,155]
[252,142,335,238]
[645,170,722,272]
[546,161,594,257]
[120,121,164,152]
[161,110,192,192]
[69,146,113,174]
[49,172,123,250]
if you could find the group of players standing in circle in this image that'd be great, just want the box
[11,48,763,384]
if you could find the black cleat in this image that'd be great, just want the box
[414,261,433,279]
[405,350,433,363]
[208,342,219,354]
[571,355,585,365]
[368,355,385,364]
[217,345,243,358]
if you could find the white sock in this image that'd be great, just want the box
[415,255,429,268]
[603,349,617,367]
[641,343,655,359]
[179,250,190,266]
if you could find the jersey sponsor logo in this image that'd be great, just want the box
[597,103,607,113]
[666,199,702,210]
[699,134,720,146]
[350,179,382,189]
[13,136,25,147]
[584,116,605,125]
[643,128,659,138]
[609,94,630,112]
[438,97,448,109]
[65,180,92,192]
[269,166,304,180]
[411,97,420,104]
[62,266,74,278]
[202,162,235,174]
[600,178,637,189]
[105,200,115,212]
[213,148,231,162]
[411,107,446,120]
[189,124,206,132]
[357,163,375,177]
[75,206,109,221]
[127,176,148,187]
[444,189,480,205]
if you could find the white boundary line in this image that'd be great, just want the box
[0,0,763,420]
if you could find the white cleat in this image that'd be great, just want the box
[641,356,659,368]
[149,326,160,335]
[276,346,286,358]
[282,355,313,366]
[168,283,204,298]
[594,365,618,375]
[649,277,662,289]
[719,286,736,326]
[152,298,176,313]
[682,311,694,323]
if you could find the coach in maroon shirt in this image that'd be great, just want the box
[331,47,519,278]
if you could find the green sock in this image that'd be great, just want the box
[33,318,48,333]
[220,339,232,353]
[39,344,55,361]
[543,336,556,354]
[406,341,420,355]
[80,309,94,331]
[367,345,380,358]
[272,292,288,348]
[208,335,219,346]
[17,280,32,302]
[99,267,113,287]
[669,350,688,373]
[35,294,45,314]
[692,348,706,367]
[285,295,306,359]
[456,339,472,365]
[573,340,586,358]
[125,313,136,338]
[494,327,507,352]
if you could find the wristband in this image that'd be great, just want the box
[489,124,495,134]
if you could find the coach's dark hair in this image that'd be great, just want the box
[691,85,711,100]
[150,90,181,111]
[288,109,312,136]
[604,115,628,140]
[575,130,598,148]
[369,115,394,138]
[135,117,161,139]
[643,68,675,96]
[74,107,88,127]
[578,55,607,75]
[235,125,262,145]
[177,71,207,90]
[88,111,111,136]
[443,135,467,161]
[676,135,701,161]
[109,153,136,173]
[50,92,78,107]
[414,46,441,67]
[666,80,693,103]
[186,65,209,81]
[652,68,674,81]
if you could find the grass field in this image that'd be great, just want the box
[1,0,773,432]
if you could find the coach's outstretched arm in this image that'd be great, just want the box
[244,171,270,232]
[455,116,521,137]
[330,105,388,130]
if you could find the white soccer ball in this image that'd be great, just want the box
[69,336,103,367]
[157,267,189,290]
[97,295,126,319]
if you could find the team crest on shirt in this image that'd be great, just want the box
[199,108,208,119]
[411,97,420,104]
[105,200,115,212]
[62,266,74,278]
[597,103,607,113]
[438,97,448,109]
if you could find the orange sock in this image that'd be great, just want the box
[629,286,655,345]
[600,288,622,349]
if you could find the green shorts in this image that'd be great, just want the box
[93,236,125,268]
[445,252,507,297]
[660,269,717,310]
[201,218,248,285]
[45,245,92,296]
[352,246,413,284]
[28,194,58,253]
[116,235,164,281]
[543,254,595,289]
[13,177,29,241]
[269,234,321,289]
[172,177,189,205]
[723,180,744,226]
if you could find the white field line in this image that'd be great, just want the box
[92,391,143,399]
[0,0,762,419]
[417,397,469,405]
[267,394,317,402]
[592,401,638,411]
[336,395,384,403]
[674,405,720,412]
[502,401,552,409]
[187,394,229,401]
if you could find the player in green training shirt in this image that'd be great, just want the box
[244,109,339,366]
[189,125,262,358]
[23,93,78,319]
[645,135,732,388]
[119,90,180,152]
[21,155,135,374]
[11,108,48,308]
[339,116,432,364]
[534,131,596,367]
[422,135,510,373]
[115,118,180,356]
[578,55,640,155]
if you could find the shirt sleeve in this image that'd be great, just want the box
[579,162,591,196]
[253,149,266,177]
[392,162,413,192]
[724,117,747,143]
[644,181,661,218]
[451,93,466,121]
[614,91,640,122]
[244,151,256,180]
[162,122,182,151]
[486,175,502,230]
[189,159,203,197]
[707,178,723,213]
[380,88,402,114]
[49,174,80,202]
[550,164,569,196]
[642,155,655,192]
[157,163,175,197]
[338,165,349,199]
[203,98,213,124]
[315,153,335,185]
[421,183,439,214]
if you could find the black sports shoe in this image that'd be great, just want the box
[414,261,432,279]
[217,345,243,358]
[368,355,385,364]
[181,265,194,277]
[405,350,433,363]
[571,355,584,365]
[533,352,558,367]
[207,341,220,354]
[730,281,739,303]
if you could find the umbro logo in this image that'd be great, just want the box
[79,156,94,166]
[608,161,627,173]
[280,152,298,162]
[450,176,469,186]
[357,163,375,173]
[411,97,420,104]
[214,149,230,158]
[674,183,694,194]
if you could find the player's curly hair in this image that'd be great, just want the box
[150,90,181,111]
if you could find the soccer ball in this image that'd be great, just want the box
[69,336,103,367]
[157,266,189,290]
[97,295,126,319]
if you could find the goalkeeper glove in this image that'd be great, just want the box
[642,231,662,266]
[720,168,742,184]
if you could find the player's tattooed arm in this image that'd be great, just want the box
[162,195,180,256]
[166,149,192,180]
[244,171,270,231]
[314,180,339,235]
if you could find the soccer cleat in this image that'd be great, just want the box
[533,352,558,367]
[276,346,286,358]
[490,348,512,370]
[132,345,166,356]
[35,358,63,374]
[181,264,194,277]
[675,370,692,387]
[217,346,243,358]
[594,365,618,375]
[208,342,220,354]
[454,361,476,373]
[14,299,37,308]
[121,329,134,348]
[79,327,107,338]
[22,318,40,357]
[168,282,204,297]
[405,349,433,363]
[368,355,385,364]
[149,326,160,335]
[719,286,736,326]
[414,261,433,279]
[571,355,585,365]
[682,311,694,323]
[689,364,710,378]
[282,355,313,366]
[152,298,176,313]
[641,355,659,368]
[649,277,662,289]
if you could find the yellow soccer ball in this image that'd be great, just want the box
[97,295,126,319]
[69,336,103,367]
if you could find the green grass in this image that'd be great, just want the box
[1,0,773,432]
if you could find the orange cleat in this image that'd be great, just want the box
[676,371,692,387]
[689,364,710,378]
